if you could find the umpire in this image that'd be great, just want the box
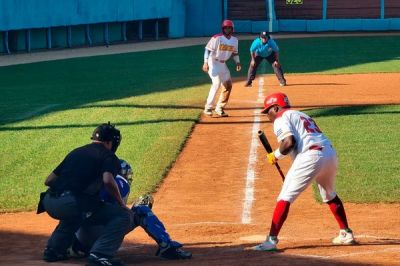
[39,122,133,266]
[245,31,286,87]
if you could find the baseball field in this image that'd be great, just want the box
[0,33,400,265]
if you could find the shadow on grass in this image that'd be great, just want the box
[1,35,400,126]
[240,35,400,75]
[74,103,204,110]
[301,104,400,118]
[0,119,199,132]
[1,104,398,132]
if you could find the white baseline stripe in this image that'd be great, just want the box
[241,77,265,224]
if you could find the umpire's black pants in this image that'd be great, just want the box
[246,52,286,85]
[43,192,133,258]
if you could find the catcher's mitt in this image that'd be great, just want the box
[134,194,154,209]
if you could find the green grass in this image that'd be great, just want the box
[0,88,208,211]
[238,35,400,74]
[308,105,400,203]
[1,35,400,211]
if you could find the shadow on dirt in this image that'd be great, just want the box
[0,230,389,266]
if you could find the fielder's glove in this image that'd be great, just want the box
[134,194,154,209]
[266,152,277,165]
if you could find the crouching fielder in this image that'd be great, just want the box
[254,92,356,251]
[73,159,192,260]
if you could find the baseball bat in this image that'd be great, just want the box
[257,130,285,181]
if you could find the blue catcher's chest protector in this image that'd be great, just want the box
[100,175,130,204]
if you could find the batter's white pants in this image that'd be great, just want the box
[278,145,338,203]
[205,61,231,110]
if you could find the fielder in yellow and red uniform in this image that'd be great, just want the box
[202,20,241,117]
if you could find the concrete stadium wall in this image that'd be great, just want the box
[0,0,184,35]
[0,0,185,53]
[185,0,223,37]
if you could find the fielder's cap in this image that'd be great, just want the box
[260,31,270,39]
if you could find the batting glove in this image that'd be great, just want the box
[266,152,277,165]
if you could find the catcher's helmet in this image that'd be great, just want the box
[119,159,133,185]
[91,122,121,153]
[261,92,290,114]
[221,19,234,32]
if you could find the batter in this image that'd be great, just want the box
[254,92,356,251]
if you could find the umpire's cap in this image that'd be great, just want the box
[260,31,270,39]
[91,122,121,153]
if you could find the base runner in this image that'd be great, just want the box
[202,19,241,117]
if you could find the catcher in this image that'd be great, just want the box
[70,159,192,261]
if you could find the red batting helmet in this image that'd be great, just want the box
[221,20,234,32]
[261,92,290,114]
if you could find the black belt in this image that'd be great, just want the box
[48,189,73,197]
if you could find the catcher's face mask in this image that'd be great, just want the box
[119,159,133,185]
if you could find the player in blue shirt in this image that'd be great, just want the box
[71,159,192,262]
[245,32,286,87]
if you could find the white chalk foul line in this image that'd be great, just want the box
[241,77,264,224]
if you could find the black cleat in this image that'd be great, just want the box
[68,236,89,258]
[43,247,69,262]
[158,246,192,260]
[214,109,228,117]
[203,109,213,116]
[86,253,124,266]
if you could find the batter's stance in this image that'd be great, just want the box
[202,19,241,117]
[254,92,356,251]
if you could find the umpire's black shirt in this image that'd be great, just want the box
[50,142,120,195]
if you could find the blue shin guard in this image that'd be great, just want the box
[132,205,172,247]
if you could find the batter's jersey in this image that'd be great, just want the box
[273,109,332,159]
[205,34,238,62]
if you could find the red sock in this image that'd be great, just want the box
[269,200,290,236]
[327,196,349,229]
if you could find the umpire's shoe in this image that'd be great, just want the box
[43,247,69,262]
[86,253,124,266]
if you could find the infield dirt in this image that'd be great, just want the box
[1,73,400,265]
